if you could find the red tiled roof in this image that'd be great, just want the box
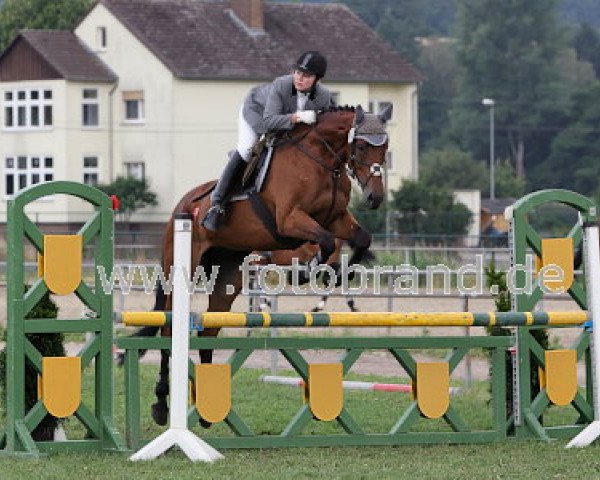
[98,0,424,82]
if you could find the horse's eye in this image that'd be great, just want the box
[357,143,367,151]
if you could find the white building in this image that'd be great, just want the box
[0,0,423,225]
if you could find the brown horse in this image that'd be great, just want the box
[141,105,392,425]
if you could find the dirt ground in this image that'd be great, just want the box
[0,287,588,382]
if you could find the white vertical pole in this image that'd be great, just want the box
[130,214,223,461]
[567,217,600,447]
[170,215,192,430]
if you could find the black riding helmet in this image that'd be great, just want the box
[294,51,327,80]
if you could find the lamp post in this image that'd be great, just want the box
[482,98,495,200]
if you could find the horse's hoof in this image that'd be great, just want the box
[115,352,125,367]
[151,402,169,426]
[199,417,212,429]
[297,272,311,285]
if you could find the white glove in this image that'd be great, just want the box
[295,110,316,125]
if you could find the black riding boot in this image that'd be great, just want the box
[202,151,247,231]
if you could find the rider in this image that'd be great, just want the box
[202,50,334,231]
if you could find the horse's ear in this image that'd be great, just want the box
[355,105,365,125]
[378,104,393,123]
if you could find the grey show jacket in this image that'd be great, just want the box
[242,74,333,135]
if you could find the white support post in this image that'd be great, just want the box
[130,214,223,462]
[567,218,600,448]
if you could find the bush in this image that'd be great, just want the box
[0,289,65,441]
[485,263,547,426]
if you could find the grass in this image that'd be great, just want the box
[1,365,600,479]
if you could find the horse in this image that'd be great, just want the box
[129,105,392,426]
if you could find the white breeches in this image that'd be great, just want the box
[236,106,258,162]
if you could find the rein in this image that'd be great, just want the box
[292,127,349,227]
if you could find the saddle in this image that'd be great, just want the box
[230,134,275,202]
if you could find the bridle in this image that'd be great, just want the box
[347,136,386,189]
[282,112,387,225]
[289,128,349,177]
[284,116,387,185]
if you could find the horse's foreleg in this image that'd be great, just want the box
[329,212,371,261]
[328,212,372,284]
[278,209,336,263]
[150,348,170,426]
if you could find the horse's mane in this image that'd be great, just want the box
[319,105,357,114]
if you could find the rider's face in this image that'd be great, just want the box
[293,69,317,93]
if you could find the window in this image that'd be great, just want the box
[83,156,99,185]
[122,91,144,122]
[4,155,54,196]
[3,88,53,129]
[368,100,393,115]
[96,26,107,50]
[82,89,99,127]
[125,162,145,180]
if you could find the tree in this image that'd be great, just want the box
[493,161,526,198]
[417,39,459,150]
[390,179,472,240]
[531,81,600,196]
[420,147,487,191]
[0,0,93,51]
[560,1,600,30]
[573,23,600,77]
[349,195,387,235]
[420,147,525,198]
[96,176,158,221]
[450,0,565,178]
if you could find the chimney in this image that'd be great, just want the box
[228,0,264,31]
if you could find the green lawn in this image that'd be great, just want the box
[1,365,600,479]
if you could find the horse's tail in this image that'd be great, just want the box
[115,260,166,367]
[153,266,167,311]
[115,324,160,367]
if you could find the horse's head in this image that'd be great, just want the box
[290,105,389,210]
[347,104,392,209]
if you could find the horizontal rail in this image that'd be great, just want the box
[117,310,589,329]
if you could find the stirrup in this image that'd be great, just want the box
[201,204,226,231]
[206,204,225,216]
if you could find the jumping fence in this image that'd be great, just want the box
[1,182,599,461]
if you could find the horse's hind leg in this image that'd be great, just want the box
[150,230,175,426]
[311,295,328,312]
[151,346,171,426]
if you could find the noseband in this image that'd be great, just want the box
[347,139,386,189]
